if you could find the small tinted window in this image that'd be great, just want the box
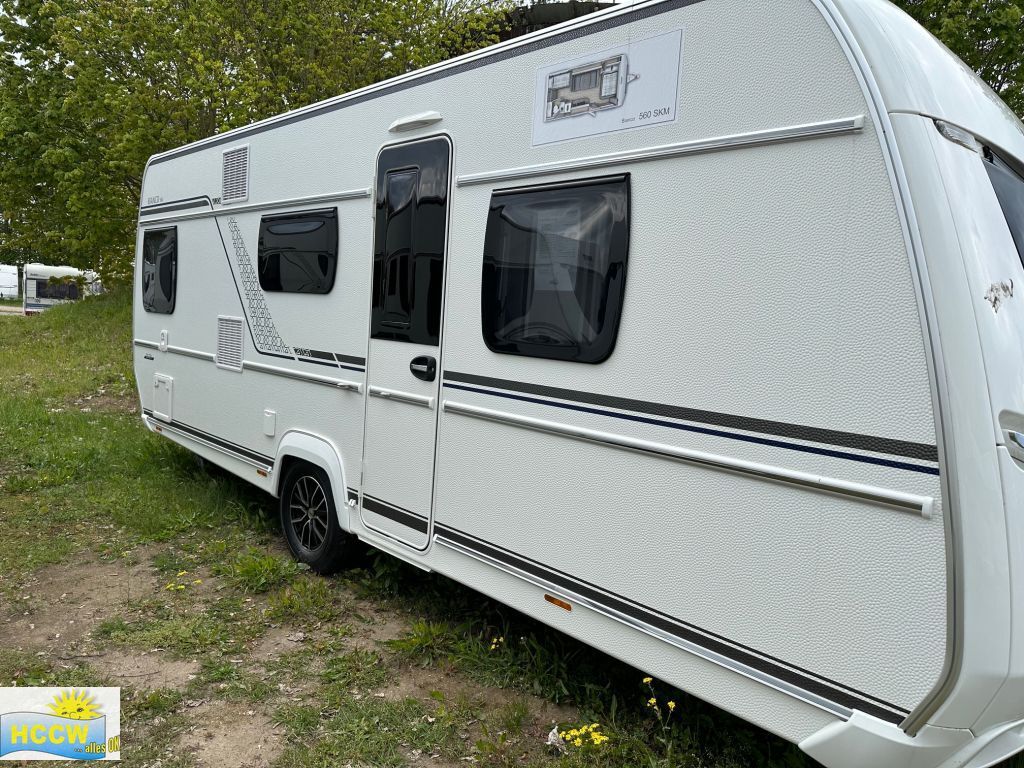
[984,148,1024,269]
[142,227,177,314]
[481,175,630,364]
[258,209,338,294]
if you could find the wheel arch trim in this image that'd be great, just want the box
[273,431,352,532]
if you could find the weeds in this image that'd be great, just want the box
[267,577,339,623]
[216,547,300,593]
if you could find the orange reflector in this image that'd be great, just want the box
[153,425,162,432]
[256,469,268,477]
[545,594,572,612]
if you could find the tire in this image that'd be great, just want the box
[279,462,350,574]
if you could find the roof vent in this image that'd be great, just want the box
[222,145,249,204]
[216,316,244,371]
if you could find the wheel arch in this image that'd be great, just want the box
[273,431,352,532]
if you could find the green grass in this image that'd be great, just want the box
[0,290,273,596]
[215,547,301,593]
[0,297,20,307]
[9,290,1019,768]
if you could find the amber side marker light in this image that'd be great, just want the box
[256,469,268,478]
[545,594,572,612]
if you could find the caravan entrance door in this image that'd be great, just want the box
[359,136,451,549]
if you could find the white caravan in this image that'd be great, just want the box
[23,264,100,314]
[0,265,17,299]
[132,1,1024,765]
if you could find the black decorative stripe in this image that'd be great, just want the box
[434,522,909,723]
[305,349,337,362]
[444,371,938,465]
[149,0,706,166]
[298,356,340,369]
[347,487,359,503]
[445,382,937,477]
[339,363,366,373]
[362,495,428,534]
[335,353,367,367]
[143,409,273,465]
[140,196,212,215]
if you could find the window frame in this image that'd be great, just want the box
[480,173,631,365]
[257,208,339,295]
[984,146,1024,270]
[141,226,178,315]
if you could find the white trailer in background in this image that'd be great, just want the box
[132,1,1024,765]
[23,263,101,314]
[0,265,17,299]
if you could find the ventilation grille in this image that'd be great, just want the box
[222,145,249,204]
[216,316,244,371]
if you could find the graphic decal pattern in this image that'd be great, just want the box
[227,217,292,356]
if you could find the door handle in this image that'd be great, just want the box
[410,355,437,382]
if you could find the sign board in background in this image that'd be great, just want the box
[532,29,684,146]
[0,688,120,761]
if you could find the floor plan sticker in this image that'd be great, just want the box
[533,29,683,146]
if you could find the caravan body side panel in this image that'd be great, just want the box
[135,0,954,748]
[430,0,945,723]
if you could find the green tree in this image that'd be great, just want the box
[892,0,1024,116]
[0,0,508,279]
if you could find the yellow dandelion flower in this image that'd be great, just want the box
[590,723,599,729]
[177,570,188,577]
[667,701,676,711]
[573,738,583,747]
[643,676,653,684]
[648,697,657,707]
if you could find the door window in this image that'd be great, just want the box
[371,138,450,345]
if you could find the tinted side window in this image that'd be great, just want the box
[985,148,1024,269]
[481,175,630,364]
[371,138,450,345]
[142,227,177,314]
[36,279,79,300]
[258,209,338,294]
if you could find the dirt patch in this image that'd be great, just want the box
[376,663,577,733]
[68,388,136,414]
[90,650,198,690]
[247,625,309,662]
[179,699,284,768]
[346,603,409,651]
[0,553,161,653]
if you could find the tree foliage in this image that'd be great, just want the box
[0,0,1021,278]
[893,0,1024,117]
[0,0,508,277]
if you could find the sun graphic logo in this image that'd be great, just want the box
[48,690,101,721]
[0,686,120,761]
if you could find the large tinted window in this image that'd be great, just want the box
[36,279,80,300]
[481,174,630,364]
[371,138,450,345]
[142,227,177,314]
[985,148,1024,269]
[258,209,338,294]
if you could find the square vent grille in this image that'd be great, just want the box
[221,145,249,204]
[216,316,244,371]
